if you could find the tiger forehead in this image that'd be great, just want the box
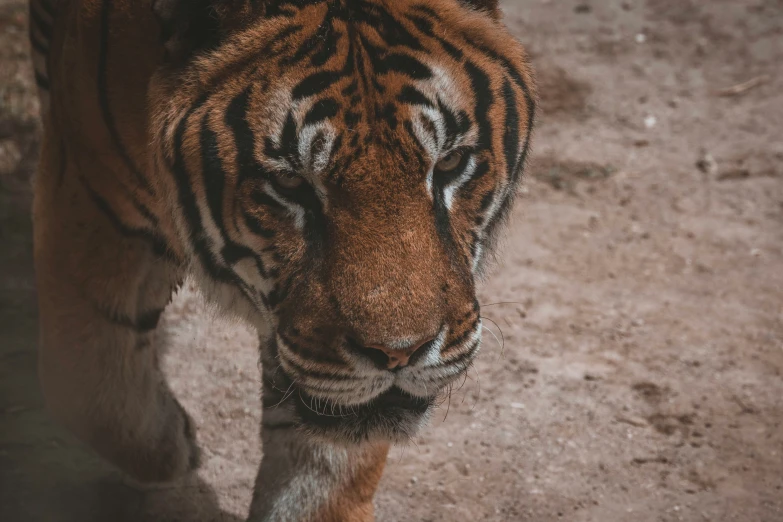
[178,0,534,187]
[239,4,480,178]
[269,63,472,162]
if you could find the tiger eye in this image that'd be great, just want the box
[274,172,304,190]
[435,150,465,172]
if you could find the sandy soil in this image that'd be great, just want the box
[1,1,782,521]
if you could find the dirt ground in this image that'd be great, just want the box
[1,0,782,521]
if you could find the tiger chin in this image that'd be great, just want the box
[29,0,535,520]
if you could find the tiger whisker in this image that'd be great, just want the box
[396,443,407,465]
[296,390,352,418]
[480,301,524,308]
[470,363,481,411]
[456,367,470,394]
[442,382,454,422]
[480,316,505,359]
[271,380,298,409]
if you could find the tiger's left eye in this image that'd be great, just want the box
[273,172,304,190]
[435,150,467,173]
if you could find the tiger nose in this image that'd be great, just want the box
[364,336,436,370]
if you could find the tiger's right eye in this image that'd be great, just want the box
[434,149,472,175]
[435,150,464,172]
[273,172,304,190]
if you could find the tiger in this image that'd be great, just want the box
[28,0,535,519]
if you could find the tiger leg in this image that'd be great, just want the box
[247,348,389,522]
[32,136,199,483]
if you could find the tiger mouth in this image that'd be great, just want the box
[294,386,435,444]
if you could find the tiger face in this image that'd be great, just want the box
[150,0,535,444]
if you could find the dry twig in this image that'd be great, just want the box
[716,75,769,97]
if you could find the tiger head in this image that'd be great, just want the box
[150,0,535,444]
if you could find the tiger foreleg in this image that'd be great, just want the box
[247,346,389,522]
[248,430,389,522]
[33,138,199,483]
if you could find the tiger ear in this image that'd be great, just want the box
[153,0,221,63]
[460,0,501,18]
[153,0,253,64]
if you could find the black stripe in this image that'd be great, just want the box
[441,336,481,366]
[375,102,398,129]
[436,37,465,61]
[464,60,494,151]
[34,70,49,90]
[129,196,161,228]
[264,112,300,169]
[278,335,355,379]
[469,159,491,184]
[201,112,228,233]
[429,142,486,258]
[250,189,285,210]
[243,210,277,239]
[136,308,164,332]
[311,26,342,67]
[378,52,432,80]
[462,34,536,170]
[432,185,455,257]
[29,29,49,54]
[502,78,520,178]
[304,97,340,125]
[344,110,362,127]
[280,13,339,68]
[29,2,53,38]
[341,80,359,97]
[405,13,464,61]
[75,8,164,251]
[77,175,175,259]
[97,0,154,195]
[200,109,269,278]
[437,98,470,150]
[410,4,440,19]
[278,349,356,382]
[226,87,262,188]
[292,70,344,101]
[444,317,481,351]
[461,44,535,262]
[171,95,261,307]
[95,304,164,333]
[478,190,495,213]
[398,86,433,108]
[225,87,292,260]
[406,13,434,36]
[280,25,326,66]
[259,23,305,58]
[480,88,533,258]
[351,2,422,50]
